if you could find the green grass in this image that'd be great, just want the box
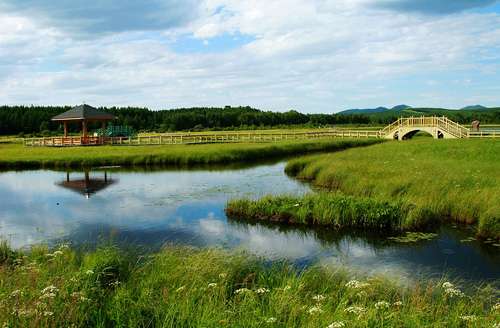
[282,139,499,239]
[0,139,382,169]
[1,243,498,327]
[226,193,409,231]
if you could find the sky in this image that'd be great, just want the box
[1,0,500,113]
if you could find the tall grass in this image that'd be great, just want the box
[284,139,500,239]
[0,243,498,327]
[0,139,382,169]
[226,193,410,231]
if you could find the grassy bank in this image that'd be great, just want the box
[284,139,499,239]
[1,243,498,327]
[226,193,409,231]
[0,139,382,169]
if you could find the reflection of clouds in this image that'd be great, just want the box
[0,163,309,249]
[199,214,225,236]
[226,224,324,261]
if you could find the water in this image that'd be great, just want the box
[0,163,498,283]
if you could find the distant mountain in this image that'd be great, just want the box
[338,104,411,115]
[460,105,488,111]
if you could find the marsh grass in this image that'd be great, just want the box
[226,193,409,231]
[0,243,498,327]
[283,139,500,239]
[0,139,382,169]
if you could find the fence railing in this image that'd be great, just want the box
[24,130,381,147]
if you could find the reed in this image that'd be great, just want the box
[0,243,498,327]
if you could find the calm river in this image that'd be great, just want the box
[0,162,498,283]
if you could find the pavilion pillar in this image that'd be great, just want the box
[64,122,68,137]
[82,120,87,138]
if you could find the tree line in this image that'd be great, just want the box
[0,106,369,136]
[0,105,499,136]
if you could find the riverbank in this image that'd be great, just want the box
[226,139,500,240]
[1,243,498,327]
[0,139,381,169]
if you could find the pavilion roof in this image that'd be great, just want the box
[51,104,116,121]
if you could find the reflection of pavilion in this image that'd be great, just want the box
[57,171,117,199]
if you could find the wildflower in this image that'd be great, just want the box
[444,287,464,298]
[235,288,252,295]
[43,311,54,317]
[308,305,323,315]
[393,301,403,307]
[10,290,22,297]
[356,291,368,298]
[219,273,227,279]
[327,322,345,328]
[110,281,121,287]
[175,286,186,293]
[345,280,370,289]
[460,315,477,322]
[39,293,56,300]
[256,288,270,294]
[208,283,218,288]
[312,294,326,302]
[41,285,58,294]
[345,306,366,315]
[375,301,390,310]
[442,282,454,289]
[493,303,500,311]
[52,250,63,256]
[85,270,94,275]
[294,203,300,207]
[266,317,277,323]
[79,296,91,302]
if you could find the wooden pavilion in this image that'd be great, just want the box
[51,104,116,145]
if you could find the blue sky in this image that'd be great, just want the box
[0,0,499,112]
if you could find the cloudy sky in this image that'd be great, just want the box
[1,0,500,112]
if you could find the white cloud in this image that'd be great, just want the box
[0,0,500,110]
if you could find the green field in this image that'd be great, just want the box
[0,139,381,169]
[1,243,498,327]
[227,139,500,239]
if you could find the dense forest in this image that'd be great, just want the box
[0,105,499,136]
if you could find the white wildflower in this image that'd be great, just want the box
[41,285,58,294]
[52,250,63,256]
[175,286,186,293]
[10,290,22,297]
[39,293,56,300]
[43,311,53,317]
[256,288,270,294]
[393,301,403,307]
[345,306,366,315]
[266,317,277,323]
[460,315,477,322]
[327,322,345,328]
[312,294,326,302]
[85,270,94,275]
[208,283,218,288]
[345,280,370,289]
[375,301,390,310]
[294,203,300,207]
[235,288,252,295]
[308,305,323,315]
[444,287,465,298]
[442,282,454,289]
[110,281,121,287]
[493,303,500,311]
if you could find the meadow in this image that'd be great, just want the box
[226,139,500,240]
[1,242,498,328]
[0,139,381,169]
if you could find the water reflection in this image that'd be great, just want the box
[0,164,498,283]
[56,171,117,198]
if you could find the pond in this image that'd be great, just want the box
[0,162,498,284]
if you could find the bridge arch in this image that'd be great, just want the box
[399,128,443,140]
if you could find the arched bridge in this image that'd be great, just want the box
[379,116,491,140]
